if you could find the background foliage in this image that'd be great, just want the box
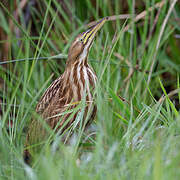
[0,0,180,179]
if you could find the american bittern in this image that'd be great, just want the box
[24,17,107,163]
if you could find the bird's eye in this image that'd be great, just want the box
[80,38,83,42]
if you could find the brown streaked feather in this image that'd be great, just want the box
[36,76,63,113]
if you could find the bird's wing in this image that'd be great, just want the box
[36,76,63,113]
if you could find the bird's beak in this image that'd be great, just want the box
[81,17,108,45]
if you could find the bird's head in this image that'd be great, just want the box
[67,17,108,66]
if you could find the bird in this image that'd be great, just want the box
[24,17,108,163]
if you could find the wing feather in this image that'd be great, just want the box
[36,76,63,113]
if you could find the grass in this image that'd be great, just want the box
[0,0,180,179]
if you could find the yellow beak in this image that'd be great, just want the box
[81,17,108,45]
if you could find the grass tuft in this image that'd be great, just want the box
[0,0,180,179]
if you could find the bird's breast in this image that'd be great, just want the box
[68,64,97,102]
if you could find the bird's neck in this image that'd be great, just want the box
[66,57,97,85]
[64,58,97,102]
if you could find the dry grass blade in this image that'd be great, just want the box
[158,88,180,104]
[123,0,166,32]
[86,1,166,32]
[86,14,131,27]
